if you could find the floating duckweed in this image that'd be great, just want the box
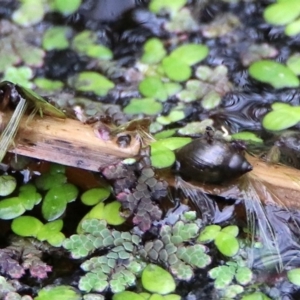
[139,77,168,102]
[42,26,71,51]
[248,60,300,89]
[287,53,300,75]
[124,98,163,115]
[81,188,111,206]
[113,291,145,300]
[214,231,239,257]
[3,66,33,89]
[262,102,300,131]
[201,91,221,110]
[53,0,82,15]
[34,78,64,91]
[35,285,81,300]
[241,292,271,300]
[161,57,191,82]
[149,0,187,15]
[71,71,115,96]
[86,45,113,60]
[287,268,300,286]
[231,132,263,143]
[156,110,185,125]
[141,38,167,65]
[0,175,17,196]
[11,216,43,237]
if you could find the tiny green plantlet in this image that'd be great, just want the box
[149,0,187,15]
[34,285,81,300]
[124,98,163,115]
[287,268,300,286]
[42,26,71,51]
[80,187,111,206]
[262,102,300,131]
[0,175,17,196]
[141,38,167,65]
[248,60,300,89]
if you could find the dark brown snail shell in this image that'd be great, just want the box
[175,137,252,184]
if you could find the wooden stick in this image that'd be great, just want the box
[2,111,141,172]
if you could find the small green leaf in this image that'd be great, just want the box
[11,216,43,237]
[264,1,300,26]
[35,285,81,300]
[221,225,239,237]
[35,173,67,190]
[3,66,33,89]
[81,188,111,206]
[124,98,163,115]
[197,225,221,243]
[42,26,70,51]
[156,110,185,125]
[285,18,300,36]
[287,53,300,75]
[231,132,263,143]
[214,232,239,257]
[235,267,253,285]
[19,184,42,210]
[86,45,113,60]
[142,264,176,295]
[47,231,66,247]
[151,137,192,151]
[0,175,17,196]
[288,268,300,286]
[141,38,167,64]
[241,292,271,300]
[170,44,209,66]
[34,78,64,91]
[113,291,145,300]
[162,56,191,82]
[249,60,299,89]
[103,201,126,225]
[0,197,25,220]
[150,144,175,169]
[149,0,187,15]
[139,77,168,102]
[54,0,82,15]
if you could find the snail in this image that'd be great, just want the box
[175,127,252,184]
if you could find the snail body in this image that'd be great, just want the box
[175,136,252,184]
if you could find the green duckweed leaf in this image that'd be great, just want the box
[151,137,192,151]
[11,216,43,237]
[71,71,115,96]
[113,291,145,300]
[149,294,164,300]
[178,119,213,136]
[141,38,167,64]
[72,30,97,53]
[163,295,181,300]
[150,145,175,169]
[162,56,191,82]
[170,44,209,66]
[197,225,221,243]
[262,103,300,131]
[154,129,177,139]
[0,175,17,196]
[42,184,78,221]
[156,110,185,125]
[287,268,300,286]
[249,60,299,89]
[3,66,33,89]
[214,232,239,257]
[149,0,187,15]
[142,264,176,295]
[86,45,113,60]
[139,77,168,102]
[235,267,253,285]
[34,78,64,91]
[35,173,67,190]
[241,292,271,300]
[221,225,239,237]
[81,188,111,206]
[287,53,300,75]
[285,18,300,36]
[35,285,81,300]
[37,220,65,246]
[102,201,126,226]
[19,183,42,210]
[201,91,221,110]
[164,82,182,96]
[264,1,300,26]
[124,98,163,115]
[42,26,70,51]
[209,265,235,289]
[53,0,82,15]
[0,197,25,220]
[47,231,66,247]
[12,0,45,27]
[231,132,263,143]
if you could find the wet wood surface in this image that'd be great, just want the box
[2,112,141,172]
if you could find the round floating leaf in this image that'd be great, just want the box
[42,26,70,51]
[113,291,145,300]
[214,232,239,257]
[81,188,110,206]
[264,1,300,26]
[86,45,113,60]
[164,295,181,300]
[54,0,82,15]
[197,225,221,243]
[3,66,33,89]
[162,56,191,82]
[35,173,67,190]
[287,53,300,75]
[19,183,42,210]
[35,285,81,300]
[34,78,64,91]
[124,98,162,115]
[0,175,17,196]
[151,137,192,151]
[149,294,164,300]
[71,71,115,97]
[201,91,221,110]
[231,132,263,143]
[241,292,271,300]
[149,0,187,14]
[285,19,300,36]
[142,264,176,295]
[156,110,185,125]
[11,216,43,237]
[262,103,300,131]
[47,232,66,247]
[103,201,126,225]
[235,267,253,285]
[141,38,167,64]
[222,225,239,237]
[139,77,168,102]
[248,60,299,89]
[150,145,175,169]
[42,184,78,221]
[170,44,209,66]
[288,268,300,286]
[37,219,64,242]
[0,197,25,220]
